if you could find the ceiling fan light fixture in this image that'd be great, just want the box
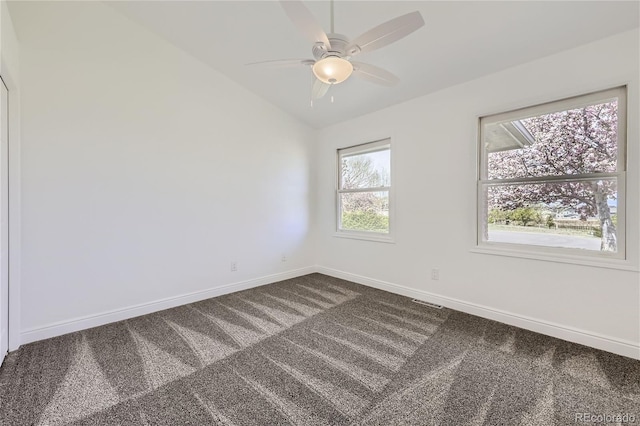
[312,57,353,84]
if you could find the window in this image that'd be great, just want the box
[478,87,626,260]
[337,139,391,240]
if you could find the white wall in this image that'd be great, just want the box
[316,29,640,359]
[16,2,317,339]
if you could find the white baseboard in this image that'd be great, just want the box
[19,265,640,360]
[20,267,316,346]
[316,266,640,360]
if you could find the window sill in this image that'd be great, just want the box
[471,245,639,271]
[333,231,395,244]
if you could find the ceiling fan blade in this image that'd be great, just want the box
[245,59,315,68]
[346,11,424,56]
[280,1,331,49]
[312,77,330,99]
[351,62,399,87]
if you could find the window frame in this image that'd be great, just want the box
[336,138,393,242]
[476,86,627,262]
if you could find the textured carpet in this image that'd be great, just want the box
[0,273,638,425]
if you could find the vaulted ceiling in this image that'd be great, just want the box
[13,1,640,128]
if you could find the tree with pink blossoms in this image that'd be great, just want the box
[488,100,619,251]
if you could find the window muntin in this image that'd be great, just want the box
[337,140,391,237]
[478,87,626,258]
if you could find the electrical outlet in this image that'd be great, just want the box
[231,261,237,272]
[431,268,440,281]
[281,254,287,262]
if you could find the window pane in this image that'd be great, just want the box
[485,99,618,180]
[340,191,389,233]
[341,149,390,189]
[483,179,617,252]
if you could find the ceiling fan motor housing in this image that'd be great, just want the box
[313,34,351,60]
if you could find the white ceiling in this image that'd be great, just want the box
[16,1,640,128]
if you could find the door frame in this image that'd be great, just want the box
[0,69,21,353]
[0,76,7,361]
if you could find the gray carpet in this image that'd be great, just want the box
[0,273,638,425]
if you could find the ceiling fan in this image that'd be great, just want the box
[249,0,425,101]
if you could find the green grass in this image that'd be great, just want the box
[342,211,389,233]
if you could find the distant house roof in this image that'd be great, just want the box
[485,120,536,153]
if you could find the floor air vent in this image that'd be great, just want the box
[412,299,443,309]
